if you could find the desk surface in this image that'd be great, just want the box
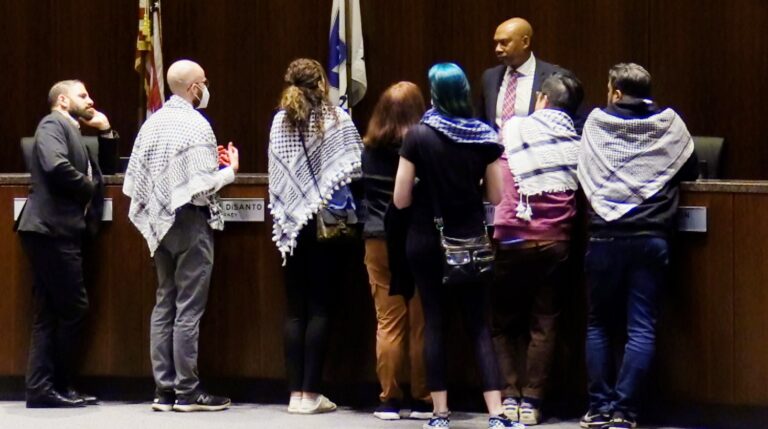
[1,174,768,193]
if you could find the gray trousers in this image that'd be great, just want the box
[150,205,214,395]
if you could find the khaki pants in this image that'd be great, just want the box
[364,238,430,403]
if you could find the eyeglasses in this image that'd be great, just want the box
[190,79,210,90]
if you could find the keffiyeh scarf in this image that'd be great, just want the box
[123,95,225,256]
[421,108,498,145]
[502,109,580,220]
[268,106,363,262]
[577,107,694,221]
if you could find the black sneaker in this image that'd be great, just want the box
[580,409,611,428]
[373,398,401,420]
[409,400,434,420]
[602,411,637,429]
[173,390,231,412]
[152,390,175,412]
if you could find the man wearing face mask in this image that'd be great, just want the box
[124,59,239,412]
[16,80,117,408]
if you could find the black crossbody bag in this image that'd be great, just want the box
[418,145,495,286]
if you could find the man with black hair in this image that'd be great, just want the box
[491,72,584,425]
[577,63,698,429]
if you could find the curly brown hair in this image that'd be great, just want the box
[364,81,425,149]
[279,58,333,134]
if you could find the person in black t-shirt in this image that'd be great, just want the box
[362,82,433,420]
[393,63,520,429]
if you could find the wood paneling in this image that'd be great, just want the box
[2,1,768,177]
[3,183,768,405]
[658,192,735,403]
[733,194,768,405]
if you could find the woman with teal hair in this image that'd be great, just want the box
[393,63,519,429]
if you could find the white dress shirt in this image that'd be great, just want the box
[495,53,537,129]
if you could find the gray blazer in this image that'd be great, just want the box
[478,58,563,130]
[16,112,108,238]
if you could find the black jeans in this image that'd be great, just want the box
[19,231,89,395]
[283,221,344,393]
[406,228,503,392]
[584,236,669,420]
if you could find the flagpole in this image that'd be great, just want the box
[344,0,352,114]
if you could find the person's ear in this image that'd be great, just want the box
[612,89,623,103]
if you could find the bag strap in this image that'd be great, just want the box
[414,133,445,232]
[299,130,322,196]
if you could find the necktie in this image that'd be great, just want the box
[501,69,518,122]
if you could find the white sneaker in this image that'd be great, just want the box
[298,394,337,414]
[287,396,302,413]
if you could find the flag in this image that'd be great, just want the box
[135,0,164,117]
[328,0,367,111]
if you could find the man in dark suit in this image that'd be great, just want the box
[478,17,567,130]
[16,80,117,408]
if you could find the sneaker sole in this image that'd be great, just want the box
[374,411,401,420]
[580,421,610,428]
[173,403,231,412]
[520,413,540,425]
[409,411,434,420]
[152,403,174,412]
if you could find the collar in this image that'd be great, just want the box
[54,109,80,129]
[166,94,194,109]
[508,53,536,77]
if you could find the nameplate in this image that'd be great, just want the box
[677,206,707,232]
[220,198,265,222]
[13,198,113,221]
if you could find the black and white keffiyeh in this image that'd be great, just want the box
[502,109,580,220]
[123,95,225,256]
[577,107,694,221]
[421,108,498,145]
[268,106,363,262]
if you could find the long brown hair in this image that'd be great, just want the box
[364,81,425,149]
[279,58,333,133]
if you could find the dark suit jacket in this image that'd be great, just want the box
[16,112,109,238]
[478,58,563,130]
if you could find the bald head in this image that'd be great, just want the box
[494,17,533,68]
[167,59,206,103]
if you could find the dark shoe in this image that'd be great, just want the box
[26,390,86,408]
[173,390,231,412]
[63,388,99,405]
[580,409,611,428]
[408,400,434,420]
[601,411,637,429]
[373,398,401,420]
[152,390,176,412]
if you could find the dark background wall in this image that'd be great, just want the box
[2,0,767,178]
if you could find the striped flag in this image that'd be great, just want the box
[135,0,164,117]
[328,0,367,111]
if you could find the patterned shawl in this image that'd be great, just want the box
[502,109,580,221]
[577,107,694,221]
[268,106,363,262]
[123,96,225,256]
[421,108,498,145]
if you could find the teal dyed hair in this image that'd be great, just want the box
[428,63,474,118]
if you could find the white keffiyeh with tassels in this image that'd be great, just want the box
[268,106,363,263]
[123,95,230,256]
[502,109,580,221]
[577,107,694,221]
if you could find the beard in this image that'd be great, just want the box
[69,104,95,121]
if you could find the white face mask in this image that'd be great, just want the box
[195,84,210,109]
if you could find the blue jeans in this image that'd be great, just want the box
[584,236,669,419]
